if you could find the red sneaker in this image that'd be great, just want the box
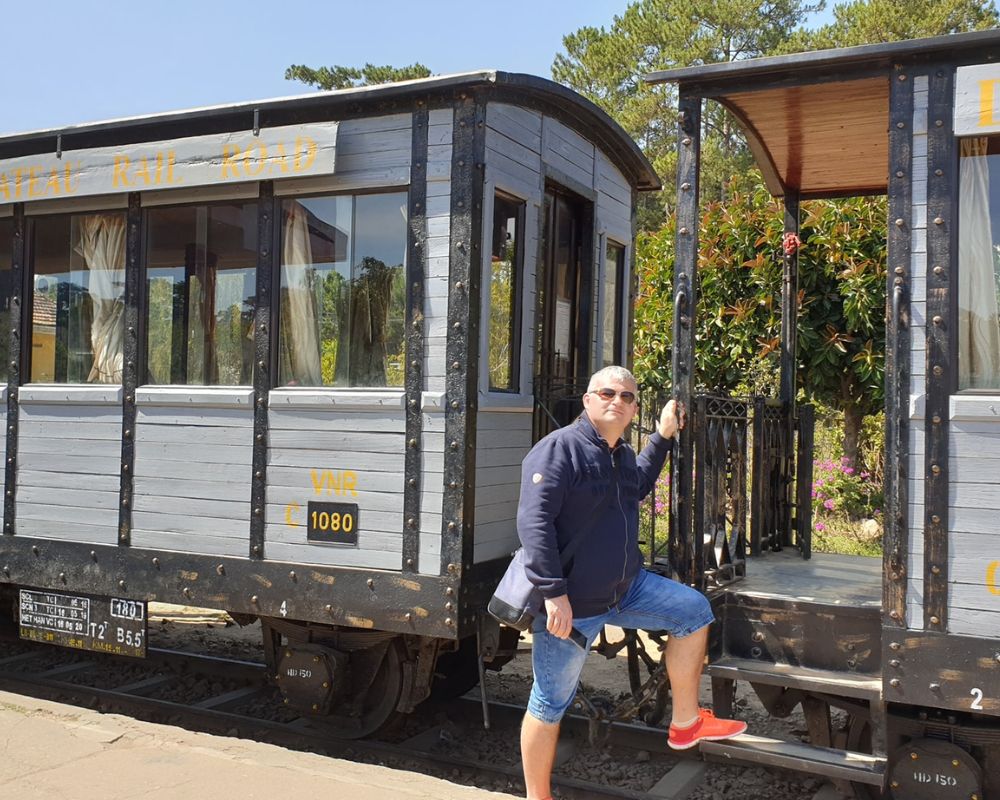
[668,709,747,750]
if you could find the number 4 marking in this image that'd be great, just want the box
[279,601,288,618]
[971,687,984,710]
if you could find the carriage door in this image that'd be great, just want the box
[534,185,593,438]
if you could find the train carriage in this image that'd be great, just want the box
[648,29,1000,799]
[0,73,659,736]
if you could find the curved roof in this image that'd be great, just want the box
[0,71,660,193]
[646,30,1000,198]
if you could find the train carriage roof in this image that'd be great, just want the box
[0,71,661,193]
[646,29,1000,199]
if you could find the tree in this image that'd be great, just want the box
[285,63,432,91]
[634,176,887,464]
[780,0,999,50]
[552,0,823,228]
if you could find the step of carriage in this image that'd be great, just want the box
[700,734,886,786]
[708,657,881,701]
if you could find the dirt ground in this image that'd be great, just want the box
[146,604,845,800]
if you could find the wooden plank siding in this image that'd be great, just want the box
[16,400,121,545]
[906,74,929,630]
[131,393,253,557]
[472,409,532,563]
[424,108,452,395]
[264,396,406,570]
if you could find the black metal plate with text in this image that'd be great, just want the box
[306,502,359,546]
[18,588,147,658]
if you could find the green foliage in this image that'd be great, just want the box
[552,0,822,227]
[285,63,432,91]
[781,0,999,50]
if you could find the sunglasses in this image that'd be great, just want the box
[590,388,637,405]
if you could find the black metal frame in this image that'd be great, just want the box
[117,193,142,547]
[671,91,700,585]
[884,64,914,630]
[923,65,955,632]
[3,206,24,535]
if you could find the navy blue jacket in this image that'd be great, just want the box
[516,413,673,618]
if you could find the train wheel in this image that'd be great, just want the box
[430,636,480,701]
[322,639,406,739]
[837,710,879,800]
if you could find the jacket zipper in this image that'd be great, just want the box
[613,451,628,608]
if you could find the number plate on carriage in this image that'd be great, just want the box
[306,502,359,545]
[18,589,147,658]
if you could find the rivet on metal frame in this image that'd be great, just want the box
[931,464,941,475]
[930,615,940,624]
[931,565,941,575]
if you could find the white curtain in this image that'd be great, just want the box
[958,137,1000,389]
[75,214,125,383]
[282,202,322,385]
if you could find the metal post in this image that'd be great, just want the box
[671,92,701,585]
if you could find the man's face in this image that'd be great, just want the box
[582,377,639,433]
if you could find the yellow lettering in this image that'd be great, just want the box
[134,156,152,186]
[166,151,182,184]
[284,501,300,527]
[221,145,241,179]
[27,167,42,198]
[64,163,74,194]
[13,168,24,199]
[310,469,324,495]
[273,142,290,174]
[45,168,61,196]
[326,470,342,496]
[0,173,9,201]
[243,143,267,177]
[988,561,1000,596]
[979,78,1000,128]
[293,137,317,172]
[113,155,132,188]
[155,152,165,184]
[343,470,358,497]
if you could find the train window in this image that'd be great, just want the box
[277,192,406,388]
[29,212,126,384]
[958,135,1000,390]
[0,217,11,382]
[602,241,626,367]
[487,192,524,392]
[144,202,258,385]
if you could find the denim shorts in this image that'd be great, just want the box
[526,569,714,724]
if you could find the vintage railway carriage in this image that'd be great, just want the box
[647,30,1000,799]
[0,73,658,734]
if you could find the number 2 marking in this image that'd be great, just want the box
[971,687,984,710]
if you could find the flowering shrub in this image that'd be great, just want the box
[812,456,882,520]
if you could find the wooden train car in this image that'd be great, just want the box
[648,29,1000,799]
[0,73,659,735]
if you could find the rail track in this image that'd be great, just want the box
[0,635,715,800]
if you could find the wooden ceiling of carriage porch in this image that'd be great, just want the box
[645,30,1000,201]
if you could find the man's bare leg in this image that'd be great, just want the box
[521,713,559,799]
[664,625,708,724]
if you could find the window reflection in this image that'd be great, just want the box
[958,136,1000,390]
[144,202,258,385]
[602,241,625,367]
[488,193,523,391]
[30,213,126,384]
[278,192,406,387]
[0,218,12,383]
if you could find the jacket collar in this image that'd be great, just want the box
[575,412,626,451]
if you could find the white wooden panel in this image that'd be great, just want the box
[132,510,248,536]
[543,118,595,178]
[263,542,400,569]
[19,419,122,440]
[135,442,253,467]
[487,104,542,152]
[18,519,117,545]
[18,452,120,475]
[19,486,118,511]
[19,437,121,458]
[268,449,405,471]
[131,529,248,557]
[19,504,118,527]
[264,504,399,534]
[267,466,403,494]
[949,606,1000,638]
[133,476,247,503]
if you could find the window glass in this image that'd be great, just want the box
[602,241,625,367]
[145,202,257,385]
[0,218,12,382]
[30,213,126,383]
[277,192,406,387]
[958,136,1000,390]
[488,193,523,391]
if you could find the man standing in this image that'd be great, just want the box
[518,365,746,800]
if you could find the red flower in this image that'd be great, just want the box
[782,232,801,256]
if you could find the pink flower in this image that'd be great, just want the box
[843,467,854,475]
[810,489,817,499]
[815,522,826,532]
[823,499,835,511]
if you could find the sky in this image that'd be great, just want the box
[1,0,835,135]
